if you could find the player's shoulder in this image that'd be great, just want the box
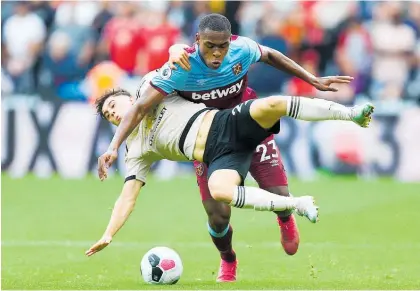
[230,35,254,47]
[152,62,189,81]
[184,45,197,55]
[149,62,189,93]
[136,69,160,99]
[229,35,258,54]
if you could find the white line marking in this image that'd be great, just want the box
[2,240,420,249]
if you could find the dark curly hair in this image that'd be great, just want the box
[95,88,131,119]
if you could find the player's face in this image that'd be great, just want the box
[102,95,133,126]
[196,29,231,69]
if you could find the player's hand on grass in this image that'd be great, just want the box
[312,76,354,92]
[85,236,112,257]
[97,149,118,181]
[168,44,191,71]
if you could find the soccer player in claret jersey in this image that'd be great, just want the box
[99,14,357,282]
[87,70,374,259]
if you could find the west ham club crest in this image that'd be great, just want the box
[232,63,242,76]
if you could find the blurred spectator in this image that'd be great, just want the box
[0,0,418,103]
[166,1,187,32]
[43,24,95,82]
[248,12,289,96]
[54,0,99,27]
[335,16,373,94]
[92,1,114,39]
[186,2,210,39]
[39,1,96,100]
[279,4,306,51]
[98,2,142,74]
[85,61,127,104]
[310,1,356,31]
[237,1,266,39]
[137,10,181,74]
[1,1,17,25]
[286,49,320,98]
[300,1,336,75]
[369,2,417,100]
[405,2,420,38]
[1,69,15,94]
[208,0,226,14]
[29,1,55,31]
[3,1,46,94]
[224,1,241,35]
[406,41,420,102]
[358,0,379,21]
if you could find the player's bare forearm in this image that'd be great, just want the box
[108,85,166,151]
[102,180,143,238]
[259,45,317,85]
[86,180,143,256]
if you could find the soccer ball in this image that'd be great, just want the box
[140,246,183,285]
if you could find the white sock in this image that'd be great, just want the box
[286,96,352,121]
[230,186,297,211]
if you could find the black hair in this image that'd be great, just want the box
[95,88,131,119]
[198,13,231,33]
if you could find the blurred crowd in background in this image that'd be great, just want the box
[1,0,420,104]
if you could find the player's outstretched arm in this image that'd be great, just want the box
[259,45,354,92]
[85,180,143,257]
[98,85,166,180]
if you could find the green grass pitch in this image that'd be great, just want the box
[2,174,420,289]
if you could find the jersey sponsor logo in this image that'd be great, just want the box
[191,79,244,101]
[232,62,242,76]
[148,107,167,146]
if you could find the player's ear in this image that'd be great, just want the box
[195,33,200,43]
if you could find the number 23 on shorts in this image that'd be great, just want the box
[256,140,279,162]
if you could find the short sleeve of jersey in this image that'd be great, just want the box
[239,36,262,64]
[150,62,188,95]
[125,157,152,184]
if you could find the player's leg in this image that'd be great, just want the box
[249,95,375,130]
[249,136,300,255]
[241,87,300,254]
[207,155,319,223]
[194,161,237,282]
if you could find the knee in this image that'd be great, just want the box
[263,96,287,114]
[208,170,241,202]
[208,179,229,202]
[208,175,235,202]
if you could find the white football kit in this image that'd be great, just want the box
[125,71,208,183]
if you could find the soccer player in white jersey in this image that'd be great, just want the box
[98,14,360,282]
[86,70,374,258]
